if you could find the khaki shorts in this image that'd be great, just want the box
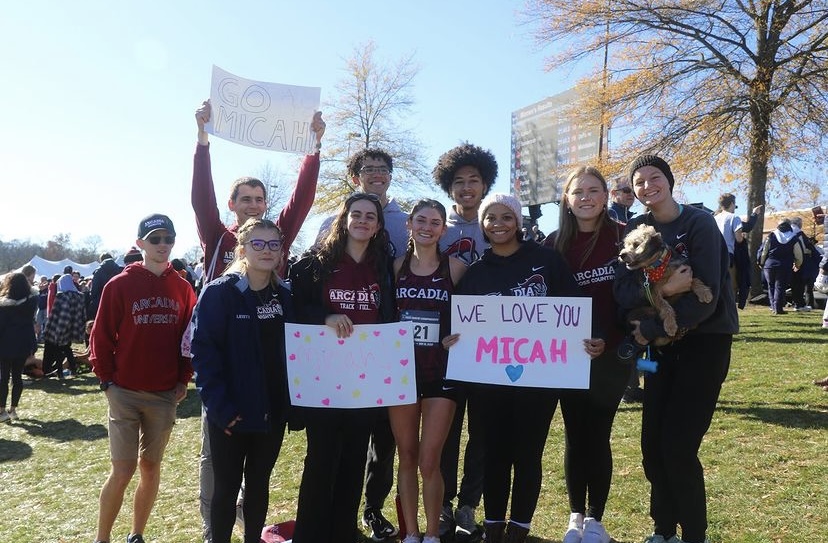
[106,384,177,463]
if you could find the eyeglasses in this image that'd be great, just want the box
[147,235,175,245]
[359,166,391,175]
[248,239,283,251]
[617,187,633,194]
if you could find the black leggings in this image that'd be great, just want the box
[474,387,558,524]
[207,421,285,543]
[293,409,374,543]
[642,334,731,543]
[560,352,628,520]
[1,356,26,408]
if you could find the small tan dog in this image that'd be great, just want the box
[619,224,713,343]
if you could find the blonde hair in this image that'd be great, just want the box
[224,218,283,286]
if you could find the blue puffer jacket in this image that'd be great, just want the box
[191,273,294,433]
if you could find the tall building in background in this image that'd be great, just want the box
[511,89,601,207]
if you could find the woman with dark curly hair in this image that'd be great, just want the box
[289,193,396,543]
[0,272,38,422]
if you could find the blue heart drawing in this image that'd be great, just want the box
[505,364,524,383]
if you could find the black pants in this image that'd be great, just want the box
[475,386,558,524]
[642,334,731,543]
[560,351,629,521]
[207,420,285,543]
[1,356,26,408]
[293,409,374,543]
[42,341,75,376]
[363,413,395,512]
[790,268,816,308]
[440,389,484,509]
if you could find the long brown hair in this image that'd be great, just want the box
[316,193,390,282]
[555,165,613,267]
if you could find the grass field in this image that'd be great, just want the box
[1,306,826,543]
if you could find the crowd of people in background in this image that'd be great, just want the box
[2,101,827,543]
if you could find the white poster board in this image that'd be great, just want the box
[285,322,417,408]
[447,295,591,389]
[206,65,321,154]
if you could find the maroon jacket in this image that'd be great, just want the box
[192,143,320,282]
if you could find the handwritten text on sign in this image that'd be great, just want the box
[446,295,591,389]
[285,322,417,409]
[206,65,321,154]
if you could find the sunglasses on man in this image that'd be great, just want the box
[146,235,176,245]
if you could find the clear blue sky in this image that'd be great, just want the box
[1,0,719,260]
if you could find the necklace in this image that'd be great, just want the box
[253,284,271,306]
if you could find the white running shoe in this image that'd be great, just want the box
[563,512,584,543]
[581,517,610,543]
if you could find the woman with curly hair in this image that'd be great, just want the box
[0,272,38,422]
[289,193,396,543]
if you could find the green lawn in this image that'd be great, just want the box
[1,306,826,543]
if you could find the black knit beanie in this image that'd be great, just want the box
[628,155,674,191]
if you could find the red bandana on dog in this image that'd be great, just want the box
[644,248,672,283]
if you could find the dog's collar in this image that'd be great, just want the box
[644,248,672,283]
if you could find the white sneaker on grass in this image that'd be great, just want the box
[8,410,18,421]
[563,512,584,543]
[0,411,9,423]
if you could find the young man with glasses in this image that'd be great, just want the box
[607,178,637,224]
[316,148,408,255]
[193,100,325,542]
[90,214,197,543]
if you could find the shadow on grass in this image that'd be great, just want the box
[717,400,828,430]
[12,417,108,442]
[25,372,99,395]
[177,387,203,419]
[0,438,33,462]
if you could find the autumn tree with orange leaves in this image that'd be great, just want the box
[525,0,828,291]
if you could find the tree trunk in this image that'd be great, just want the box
[747,98,772,299]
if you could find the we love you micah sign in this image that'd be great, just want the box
[447,295,592,389]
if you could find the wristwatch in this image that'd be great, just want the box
[100,381,114,391]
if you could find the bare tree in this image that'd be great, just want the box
[525,0,828,295]
[257,161,291,222]
[314,40,433,214]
